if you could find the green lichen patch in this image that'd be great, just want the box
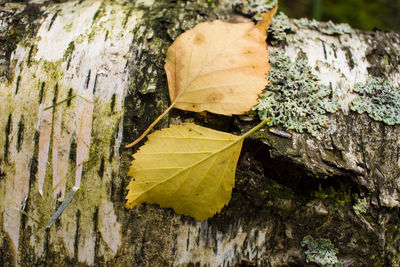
[63,23,73,32]
[294,18,351,35]
[254,51,340,136]
[92,2,106,26]
[313,184,352,212]
[63,41,75,60]
[353,197,367,216]
[232,0,278,19]
[269,12,296,43]
[350,77,400,125]
[301,236,342,267]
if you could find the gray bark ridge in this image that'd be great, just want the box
[0,0,399,266]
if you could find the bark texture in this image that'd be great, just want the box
[0,0,399,266]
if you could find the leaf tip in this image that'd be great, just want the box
[256,4,279,31]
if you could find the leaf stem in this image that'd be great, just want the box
[240,117,270,140]
[125,99,180,148]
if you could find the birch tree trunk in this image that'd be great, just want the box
[0,0,399,266]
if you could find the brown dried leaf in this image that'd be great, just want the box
[125,7,277,148]
[164,7,277,115]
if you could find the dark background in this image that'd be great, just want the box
[279,0,400,31]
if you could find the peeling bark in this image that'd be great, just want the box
[0,0,399,266]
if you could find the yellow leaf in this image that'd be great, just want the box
[164,7,277,115]
[125,123,243,221]
[125,7,277,148]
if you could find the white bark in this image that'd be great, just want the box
[1,0,140,264]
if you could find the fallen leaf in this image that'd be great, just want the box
[125,7,277,148]
[126,119,269,221]
[125,123,243,221]
[165,7,277,115]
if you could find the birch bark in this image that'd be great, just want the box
[0,0,399,266]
